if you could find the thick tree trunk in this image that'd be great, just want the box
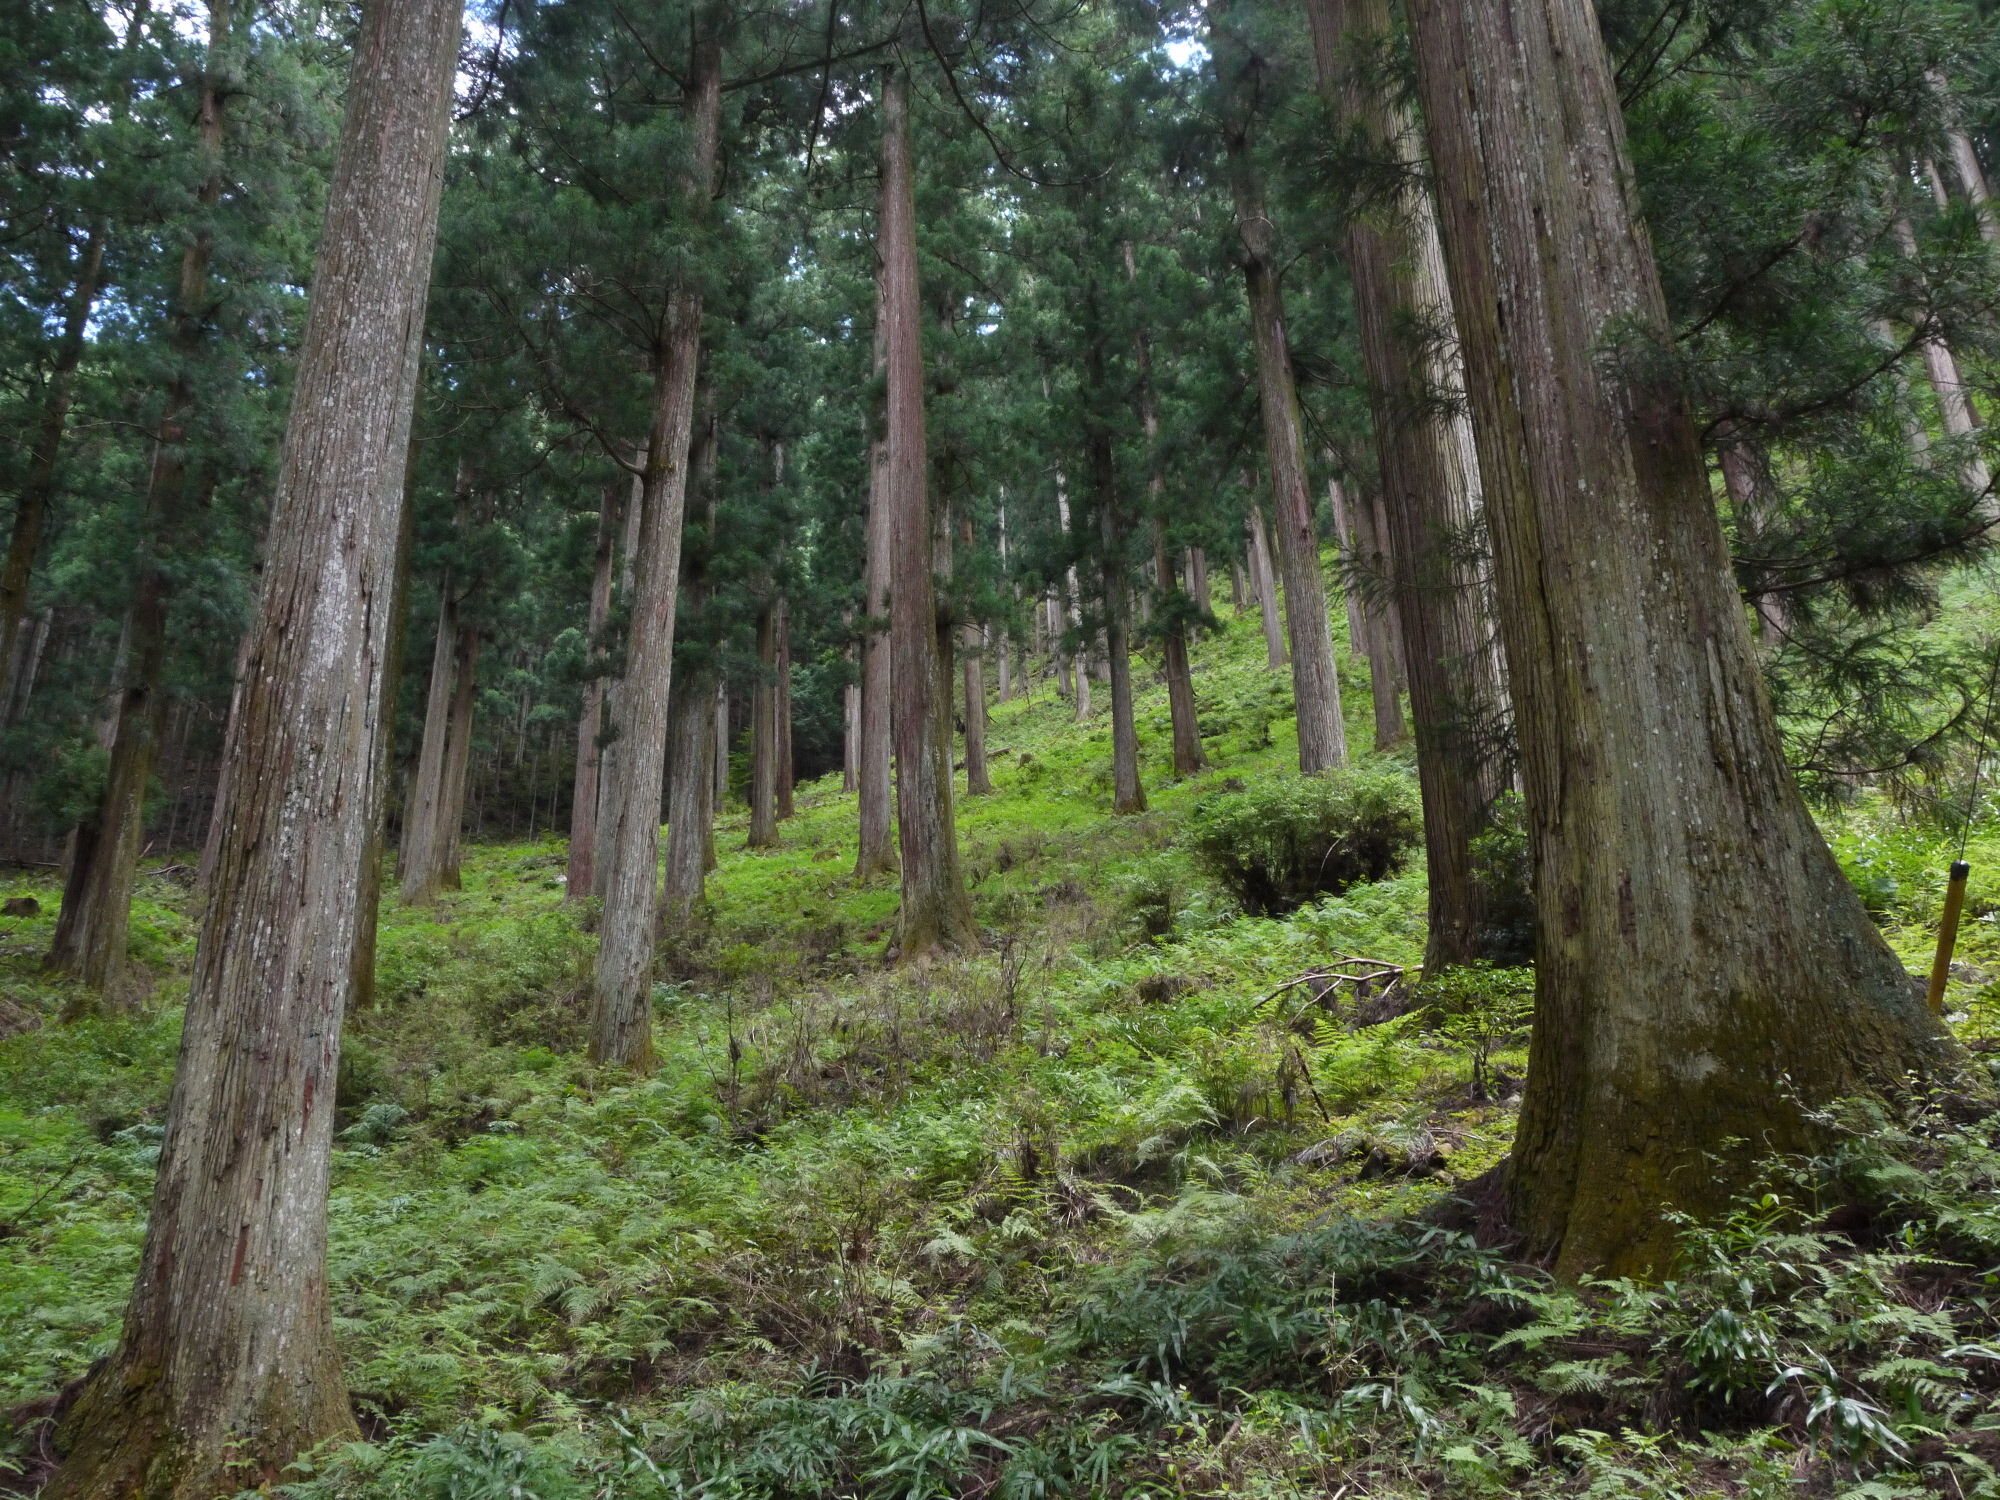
[398,586,458,903]
[881,66,973,957]
[0,225,104,712]
[1245,501,1287,669]
[433,621,479,889]
[1156,520,1205,776]
[44,0,458,1487]
[1229,149,1347,772]
[854,269,897,877]
[587,35,720,1071]
[749,600,778,846]
[1406,0,1957,1276]
[1307,0,1509,971]
[566,485,618,900]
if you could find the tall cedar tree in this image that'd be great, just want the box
[44,0,461,1486]
[1404,0,1960,1276]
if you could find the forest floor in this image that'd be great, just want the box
[8,610,2000,1497]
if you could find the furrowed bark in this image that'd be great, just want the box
[1405,0,1957,1276]
[45,0,460,1486]
[566,484,619,900]
[854,264,897,876]
[660,665,716,931]
[586,35,720,1071]
[881,66,974,957]
[1306,0,1509,972]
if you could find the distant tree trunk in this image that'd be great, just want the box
[713,678,728,819]
[352,457,417,1012]
[1156,520,1206,776]
[881,66,974,958]
[1406,0,1957,1277]
[843,633,859,793]
[996,503,1014,703]
[433,621,479,889]
[592,467,645,901]
[1087,313,1145,815]
[1186,546,1210,623]
[775,597,794,819]
[855,265,897,877]
[961,528,991,795]
[1056,474,1092,720]
[660,665,716,930]
[398,585,458,904]
[588,34,720,1071]
[1892,214,1991,498]
[1326,479,1370,661]
[1228,141,1347,772]
[566,484,618,900]
[1346,483,1408,750]
[749,600,779,846]
[1245,501,1287,669]
[0,224,104,712]
[1931,69,1999,246]
[43,0,460,1486]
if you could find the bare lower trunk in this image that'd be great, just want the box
[0,226,104,711]
[775,598,794,819]
[1156,521,1205,777]
[882,66,973,957]
[566,485,619,899]
[433,622,479,889]
[1307,0,1508,970]
[660,665,716,931]
[749,601,778,846]
[353,468,416,1011]
[592,471,645,901]
[1347,483,1407,750]
[1407,0,1956,1276]
[1229,142,1346,771]
[47,582,168,999]
[44,0,459,1486]
[713,679,728,819]
[962,623,991,793]
[855,276,897,876]
[588,35,721,1070]
[1327,479,1370,661]
[1246,502,1287,669]
[399,588,458,903]
[1088,326,1145,815]
[843,665,859,793]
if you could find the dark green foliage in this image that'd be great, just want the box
[1469,791,1535,965]
[1184,769,1419,916]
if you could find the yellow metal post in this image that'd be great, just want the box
[1927,860,1971,1015]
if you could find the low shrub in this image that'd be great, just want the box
[1184,770,1419,917]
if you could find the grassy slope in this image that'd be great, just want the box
[6,599,2000,1496]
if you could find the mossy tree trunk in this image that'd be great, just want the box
[1405,0,1960,1276]
[43,0,460,1487]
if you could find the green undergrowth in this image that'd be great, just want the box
[8,604,2000,1495]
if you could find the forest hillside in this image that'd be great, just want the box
[10,602,2000,1496]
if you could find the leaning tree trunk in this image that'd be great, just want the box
[43,0,460,1488]
[566,484,619,900]
[0,225,104,712]
[748,599,779,847]
[1245,500,1287,669]
[1227,146,1347,773]
[881,65,974,957]
[399,584,458,903]
[1307,0,1507,971]
[854,268,898,876]
[1405,0,1958,1277]
[587,35,721,1071]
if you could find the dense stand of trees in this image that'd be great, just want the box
[5,0,2000,1482]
